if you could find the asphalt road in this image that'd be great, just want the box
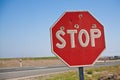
[0,60,120,80]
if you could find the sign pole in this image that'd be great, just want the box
[78,67,84,80]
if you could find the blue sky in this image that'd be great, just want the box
[0,0,120,58]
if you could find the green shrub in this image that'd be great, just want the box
[87,69,93,74]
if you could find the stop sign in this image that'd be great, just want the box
[50,11,105,67]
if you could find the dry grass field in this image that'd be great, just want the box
[0,57,63,68]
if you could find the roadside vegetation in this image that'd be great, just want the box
[0,57,120,79]
[38,65,120,80]
[0,57,57,60]
[0,57,61,68]
[21,57,57,60]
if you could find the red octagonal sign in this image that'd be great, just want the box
[50,11,105,67]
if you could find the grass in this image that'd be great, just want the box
[38,71,79,80]
[85,65,120,79]
[0,56,58,60]
[22,57,57,60]
[37,65,120,80]
[86,68,93,74]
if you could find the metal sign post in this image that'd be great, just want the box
[78,67,84,80]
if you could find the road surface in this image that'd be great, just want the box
[0,60,120,80]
